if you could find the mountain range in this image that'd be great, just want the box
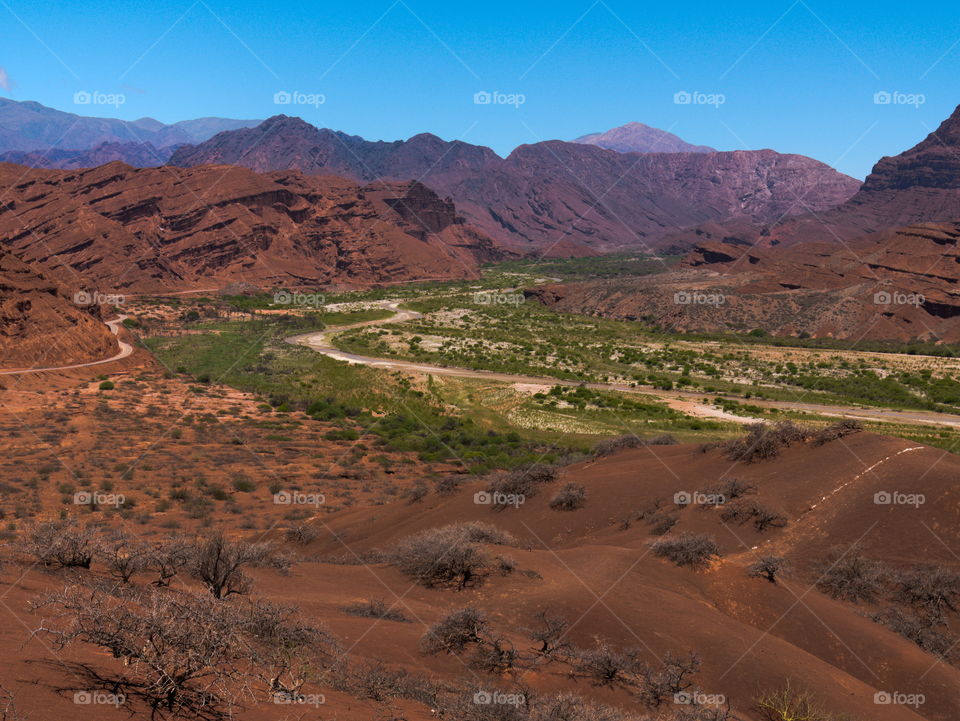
[573,121,715,153]
[169,115,860,254]
[0,98,258,152]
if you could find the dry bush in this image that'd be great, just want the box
[342,598,410,623]
[189,531,273,598]
[871,606,955,659]
[755,681,834,721]
[697,479,757,504]
[528,693,644,721]
[747,556,789,583]
[891,564,960,618]
[486,463,557,505]
[816,548,887,603]
[97,529,150,583]
[811,420,863,447]
[435,475,467,495]
[148,536,192,587]
[647,513,679,536]
[284,524,318,545]
[719,500,787,532]
[20,518,97,569]
[572,640,644,687]
[526,609,572,659]
[391,523,515,589]
[722,421,811,463]
[549,483,587,511]
[347,661,439,705]
[651,534,720,569]
[421,607,489,655]
[402,483,429,504]
[634,651,701,708]
[34,585,337,716]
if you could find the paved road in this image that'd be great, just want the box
[0,315,133,375]
[285,302,960,429]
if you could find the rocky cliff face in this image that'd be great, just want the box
[169,117,860,255]
[0,162,506,293]
[0,248,117,369]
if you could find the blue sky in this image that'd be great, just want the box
[2,0,959,178]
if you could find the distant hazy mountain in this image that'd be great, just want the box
[0,98,260,153]
[573,122,715,154]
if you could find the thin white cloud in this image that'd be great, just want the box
[0,67,11,92]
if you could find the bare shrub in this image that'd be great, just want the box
[591,435,645,458]
[871,606,955,659]
[747,556,789,583]
[891,564,960,618]
[471,636,518,673]
[97,529,150,583]
[755,681,833,721]
[390,523,514,589]
[147,536,192,587]
[719,500,787,532]
[486,463,557,505]
[634,651,700,708]
[20,518,97,569]
[651,534,720,569]
[402,484,429,504]
[572,640,643,686]
[342,598,410,623]
[816,548,886,603]
[284,524,318,545]
[697,479,757,504]
[348,661,439,705]
[34,585,337,716]
[647,513,679,536]
[722,421,811,463]
[549,483,587,511]
[435,475,466,495]
[421,607,489,655]
[526,609,572,660]
[811,420,863,447]
[528,693,642,721]
[189,531,272,598]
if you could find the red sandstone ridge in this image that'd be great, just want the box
[0,248,117,369]
[0,161,506,294]
[169,116,860,255]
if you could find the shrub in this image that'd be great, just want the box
[402,484,429,504]
[747,556,789,583]
[549,483,587,511]
[525,609,572,658]
[722,421,811,463]
[591,435,645,458]
[755,682,833,721]
[20,519,97,569]
[651,533,720,568]
[572,640,643,686]
[697,478,757,504]
[434,475,466,495]
[189,531,273,598]
[871,606,955,659]
[811,420,863,447]
[719,500,787,532]
[816,548,886,602]
[284,524,318,545]
[486,463,557,505]
[891,564,960,618]
[421,607,489,654]
[390,523,513,589]
[98,381,115,391]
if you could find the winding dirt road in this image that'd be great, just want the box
[286,302,960,429]
[0,315,133,376]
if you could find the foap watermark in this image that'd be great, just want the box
[274,490,325,507]
[674,490,726,507]
[273,290,326,308]
[873,290,924,306]
[474,490,525,508]
[473,291,526,306]
[674,691,726,707]
[273,691,325,707]
[73,90,125,108]
[73,290,125,307]
[674,290,725,306]
[473,90,526,108]
[674,90,725,107]
[874,691,925,708]
[874,491,925,508]
[874,91,925,108]
[473,690,526,707]
[74,691,125,707]
[273,90,325,108]
[74,491,126,508]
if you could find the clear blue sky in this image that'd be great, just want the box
[2,0,959,178]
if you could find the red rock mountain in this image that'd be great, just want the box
[0,162,504,294]
[169,116,860,255]
[573,121,715,153]
[0,141,173,170]
[0,247,117,369]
